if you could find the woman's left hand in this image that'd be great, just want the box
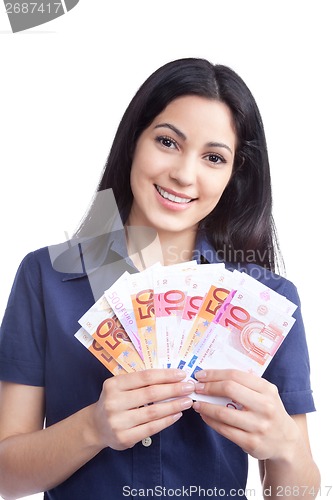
[193,369,300,461]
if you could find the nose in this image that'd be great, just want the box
[169,153,197,187]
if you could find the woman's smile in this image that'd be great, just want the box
[154,184,196,211]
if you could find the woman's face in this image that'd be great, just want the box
[128,95,237,236]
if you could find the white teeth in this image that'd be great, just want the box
[156,185,192,204]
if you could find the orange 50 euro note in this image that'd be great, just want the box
[127,264,161,369]
[78,295,145,373]
[74,327,126,376]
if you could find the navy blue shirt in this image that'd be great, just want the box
[0,235,315,499]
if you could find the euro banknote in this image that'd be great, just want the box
[78,295,145,372]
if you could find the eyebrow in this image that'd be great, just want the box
[206,141,233,155]
[153,122,233,155]
[154,123,186,141]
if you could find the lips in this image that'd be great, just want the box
[155,185,195,204]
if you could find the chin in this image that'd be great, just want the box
[155,221,197,235]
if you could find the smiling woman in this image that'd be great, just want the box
[128,95,235,257]
[96,58,278,272]
[0,58,320,500]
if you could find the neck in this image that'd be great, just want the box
[125,225,197,271]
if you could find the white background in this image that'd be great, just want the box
[0,1,332,498]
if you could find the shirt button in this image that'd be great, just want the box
[141,436,152,447]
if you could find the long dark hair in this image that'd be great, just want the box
[79,58,283,273]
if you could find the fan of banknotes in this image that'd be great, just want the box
[75,261,297,407]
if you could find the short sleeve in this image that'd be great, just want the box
[0,252,46,386]
[262,279,315,415]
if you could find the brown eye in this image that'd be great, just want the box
[205,153,226,165]
[156,136,178,149]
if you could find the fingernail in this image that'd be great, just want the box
[193,401,201,412]
[173,369,186,379]
[172,412,183,422]
[180,398,193,410]
[195,370,206,380]
[181,381,195,393]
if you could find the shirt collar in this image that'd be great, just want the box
[194,234,223,264]
[48,229,134,283]
[56,232,224,282]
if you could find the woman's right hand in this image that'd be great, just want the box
[92,369,194,450]
[0,371,192,497]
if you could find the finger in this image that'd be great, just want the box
[193,400,257,432]
[194,369,276,410]
[111,368,187,392]
[194,408,250,447]
[194,378,264,411]
[124,397,193,428]
[119,411,184,449]
[127,380,196,409]
[195,369,266,392]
